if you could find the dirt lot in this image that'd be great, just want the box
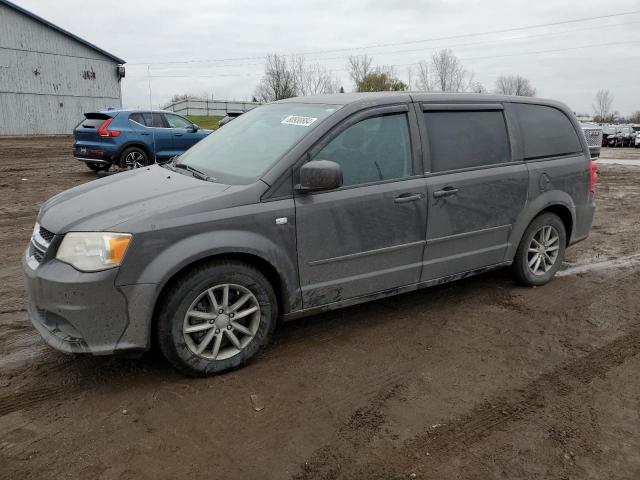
[1,138,640,480]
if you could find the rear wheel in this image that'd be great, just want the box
[119,147,149,169]
[157,260,278,376]
[512,213,566,287]
[86,162,109,172]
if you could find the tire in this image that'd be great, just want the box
[157,260,278,376]
[86,162,109,172]
[512,213,567,287]
[119,147,149,169]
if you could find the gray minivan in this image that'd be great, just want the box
[23,93,597,376]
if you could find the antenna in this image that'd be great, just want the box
[147,66,157,165]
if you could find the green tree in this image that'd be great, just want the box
[357,72,407,92]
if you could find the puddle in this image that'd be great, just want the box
[558,254,640,277]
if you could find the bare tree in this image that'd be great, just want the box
[347,55,374,88]
[254,54,297,103]
[494,75,536,96]
[291,56,340,96]
[592,89,614,122]
[430,49,470,93]
[415,60,432,91]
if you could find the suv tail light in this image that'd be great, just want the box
[589,159,598,193]
[97,117,121,137]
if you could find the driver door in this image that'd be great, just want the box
[294,105,427,309]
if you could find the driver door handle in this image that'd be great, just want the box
[394,193,423,204]
[433,186,459,198]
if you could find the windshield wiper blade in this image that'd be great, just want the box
[174,163,214,182]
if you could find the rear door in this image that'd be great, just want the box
[294,105,427,308]
[139,112,175,159]
[418,104,529,280]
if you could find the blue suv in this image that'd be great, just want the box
[73,110,212,172]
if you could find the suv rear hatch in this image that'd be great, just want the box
[74,112,120,161]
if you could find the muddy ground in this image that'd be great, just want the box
[1,137,640,480]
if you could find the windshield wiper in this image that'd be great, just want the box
[174,163,215,182]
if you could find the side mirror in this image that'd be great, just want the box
[191,124,199,132]
[296,160,343,192]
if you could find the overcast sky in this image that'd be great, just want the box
[17,0,640,115]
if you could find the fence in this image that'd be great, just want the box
[163,98,260,117]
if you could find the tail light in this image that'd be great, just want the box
[97,117,121,137]
[589,159,598,193]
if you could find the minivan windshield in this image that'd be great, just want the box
[177,103,341,184]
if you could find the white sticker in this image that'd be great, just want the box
[281,115,318,127]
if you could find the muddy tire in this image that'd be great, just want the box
[512,213,567,287]
[157,260,277,376]
[86,162,109,172]
[119,147,149,169]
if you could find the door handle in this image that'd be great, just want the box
[433,186,459,198]
[394,193,423,204]
[174,133,183,137]
[141,132,150,136]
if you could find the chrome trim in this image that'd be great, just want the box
[74,157,111,165]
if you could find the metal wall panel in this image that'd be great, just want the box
[0,3,122,135]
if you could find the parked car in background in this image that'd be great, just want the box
[580,122,602,158]
[601,125,619,147]
[631,125,640,147]
[218,111,243,128]
[25,93,596,376]
[73,110,212,172]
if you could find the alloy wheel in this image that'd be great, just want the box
[123,151,146,169]
[182,284,261,360]
[527,225,560,276]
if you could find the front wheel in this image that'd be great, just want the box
[157,261,278,376]
[512,213,566,287]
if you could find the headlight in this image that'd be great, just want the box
[56,232,132,272]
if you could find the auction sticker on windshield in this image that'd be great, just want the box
[281,115,317,127]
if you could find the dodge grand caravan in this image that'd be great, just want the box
[23,93,597,376]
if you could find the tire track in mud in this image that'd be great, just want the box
[292,382,406,480]
[338,324,640,479]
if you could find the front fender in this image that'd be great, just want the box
[115,228,300,313]
[505,190,576,261]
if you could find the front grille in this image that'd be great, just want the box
[30,241,45,263]
[39,226,55,243]
[582,128,602,147]
[28,222,54,266]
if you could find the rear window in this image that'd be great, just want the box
[423,110,510,172]
[129,112,165,128]
[129,113,147,126]
[80,118,105,129]
[514,104,582,160]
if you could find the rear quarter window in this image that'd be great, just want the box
[514,104,582,160]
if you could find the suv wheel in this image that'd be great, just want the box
[86,162,109,172]
[157,260,278,376]
[119,147,149,169]
[512,213,566,287]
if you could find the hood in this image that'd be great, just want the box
[39,165,231,233]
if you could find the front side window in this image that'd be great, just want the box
[178,103,340,184]
[166,113,193,129]
[313,113,412,187]
[514,104,582,160]
[424,110,510,173]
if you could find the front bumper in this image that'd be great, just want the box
[22,252,156,355]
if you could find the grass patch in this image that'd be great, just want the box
[186,115,223,130]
